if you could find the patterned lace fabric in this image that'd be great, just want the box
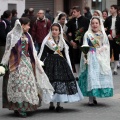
[7,54,39,105]
[44,53,78,95]
[6,101,41,111]
[21,40,29,57]
[52,81,78,95]
[78,67,113,97]
[79,32,113,97]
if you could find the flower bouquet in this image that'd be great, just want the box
[80,45,90,64]
[0,64,8,76]
[110,30,120,45]
[115,34,120,45]
[75,27,85,42]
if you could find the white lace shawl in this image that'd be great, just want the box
[38,23,72,71]
[1,20,23,65]
[1,19,54,104]
[81,16,111,75]
[93,10,105,22]
[53,12,68,33]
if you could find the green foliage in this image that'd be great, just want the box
[75,27,85,41]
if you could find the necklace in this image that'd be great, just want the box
[53,37,59,45]
[21,33,28,43]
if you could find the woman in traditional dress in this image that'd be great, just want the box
[93,10,104,22]
[78,16,113,105]
[54,12,69,43]
[54,12,74,74]
[38,23,83,112]
[102,10,108,21]
[1,17,54,117]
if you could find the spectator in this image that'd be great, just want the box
[21,8,29,17]
[11,9,18,28]
[0,10,12,62]
[102,9,108,21]
[68,8,74,20]
[83,6,92,19]
[104,5,120,75]
[118,7,120,17]
[27,8,36,35]
[93,10,104,22]
[66,6,89,79]
[45,8,53,23]
[31,10,51,53]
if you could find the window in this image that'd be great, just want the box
[92,0,102,10]
[118,0,120,6]
[8,4,17,10]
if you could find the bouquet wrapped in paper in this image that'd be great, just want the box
[0,64,8,76]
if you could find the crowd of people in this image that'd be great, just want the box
[0,4,120,118]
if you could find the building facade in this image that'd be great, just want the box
[0,0,119,18]
[25,0,86,16]
[0,0,25,18]
[25,0,118,16]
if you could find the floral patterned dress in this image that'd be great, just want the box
[3,38,40,111]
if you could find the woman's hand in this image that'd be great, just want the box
[108,34,113,40]
[70,41,77,49]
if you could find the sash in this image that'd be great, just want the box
[46,37,63,57]
[87,32,111,75]
[88,33,100,48]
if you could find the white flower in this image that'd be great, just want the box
[0,66,5,74]
[81,45,89,47]
[39,60,44,66]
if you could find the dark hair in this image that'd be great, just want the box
[111,5,118,11]
[29,8,34,14]
[58,13,66,20]
[12,9,17,16]
[51,23,61,32]
[72,6,80,12]
[84,6,90,12]
[24,9,29,14]
[102,10,108,15]
[91,17,100,24]
[118,7,120,11]
[1,10,12,19]
[19,17,30,25]
[46,8,50,12]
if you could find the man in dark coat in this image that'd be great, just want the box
[11,9,18,28]
[66,6,89,79]
[0,10,12,62]
[83,6,92,20]
[27,8,37,35]
[104,5,120,75]
[45,8,53,23]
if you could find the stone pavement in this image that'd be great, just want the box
[0,66,120,120]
